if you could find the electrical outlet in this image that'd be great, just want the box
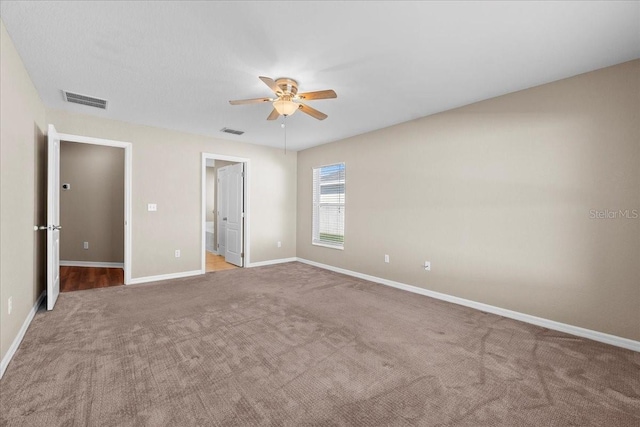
[83,241,89,250]
[424,261,431,271]
[8,297,12,315]
[277,241,282,248]
[148,203,157,212]
[384,254,390,263]
[175,249,181,258]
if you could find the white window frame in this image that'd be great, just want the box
[312,162,346,250]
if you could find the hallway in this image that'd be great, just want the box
[205,252,238,273]
[60,266,124,292]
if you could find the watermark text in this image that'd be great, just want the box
[589,209,638,219]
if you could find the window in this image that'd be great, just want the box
[312,163,345,249]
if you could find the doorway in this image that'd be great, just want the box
[45,126,132,309]
[201,153,250,273]
[58,140,125,291]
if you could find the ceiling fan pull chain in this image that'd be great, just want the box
[283,115,287,155]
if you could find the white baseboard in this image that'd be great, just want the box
[206,250,218,255]
[128,269,202,285]
[296,258,640,352]
[247,257,298,268]
[60,260,124,268]
[1,291,46,379]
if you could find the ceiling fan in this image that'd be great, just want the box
[229,76,337,121]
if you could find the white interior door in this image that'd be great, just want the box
[47,124,61,310]
[225,163,244,267]
[216,166,228,256]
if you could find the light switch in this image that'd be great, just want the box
[147,203,157,212]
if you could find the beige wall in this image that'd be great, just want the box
[46,110,297,278]
[0,21,47,362]
[60,142,125,263]
[297,60,640,341]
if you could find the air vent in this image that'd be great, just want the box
[220,127,245,136]
[62,90,108,109]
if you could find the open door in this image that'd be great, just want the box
[47,125,61,310]
[216,166,228,257]
[225,163,244,267]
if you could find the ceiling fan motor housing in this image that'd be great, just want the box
[275,78,298,96]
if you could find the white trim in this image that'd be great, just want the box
[57,132,127,148]
[1,291,45,379]
[57,131,132,285]
[247,257,297,268]
[206,250,219,255]
[201,153,251,273]
[312,242,345,250]
[124,140,132,285]
[59,260,124,268]
[296,258,640,352]
[127,270,202,285]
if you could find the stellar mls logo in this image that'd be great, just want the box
[589,209,638,219]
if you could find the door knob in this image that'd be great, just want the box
[223,217,228,221]
[33,225,62,231]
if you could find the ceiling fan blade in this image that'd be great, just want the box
[229,97,272,105]
[297,89,337,101]
[267,108,280,120]
[259,76,282,95]
[299,103,328,120]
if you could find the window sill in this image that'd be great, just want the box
[312,242,344,250]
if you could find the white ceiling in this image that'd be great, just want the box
[2,1,639,151]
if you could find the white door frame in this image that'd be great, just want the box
[57,131,133,284]
[201,153,250,272]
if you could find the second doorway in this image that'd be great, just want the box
[204,158,244,272]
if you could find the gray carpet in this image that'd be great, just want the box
[1,262,638,426]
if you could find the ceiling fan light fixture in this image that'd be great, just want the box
[273,99,298,116]
[229,76,334,120]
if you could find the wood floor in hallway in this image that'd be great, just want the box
[60,255,237,292]
[60,266,124,292]
[206,251,238,272]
